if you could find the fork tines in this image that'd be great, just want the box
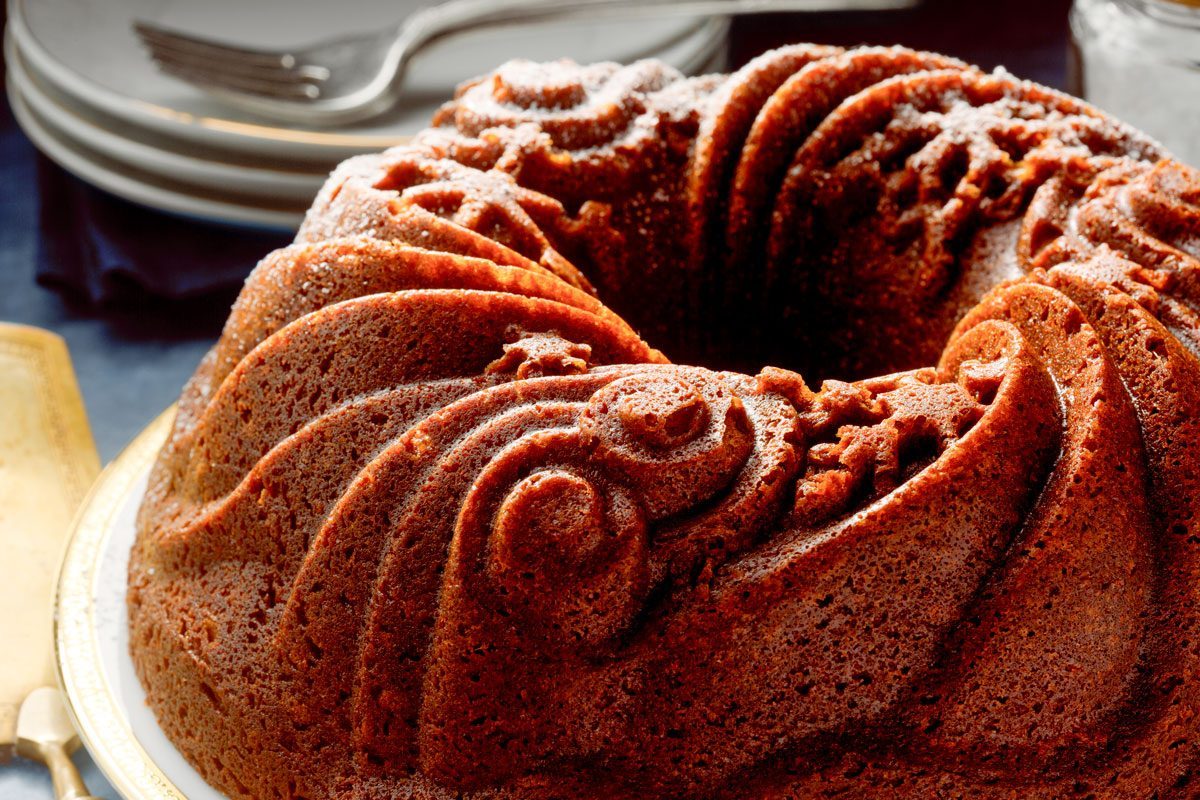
[133,21,330,100]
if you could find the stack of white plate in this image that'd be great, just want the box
[6,0,728,231]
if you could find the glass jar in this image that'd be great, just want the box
[1071,0,1200,166]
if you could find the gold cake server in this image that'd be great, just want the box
[0,322,101,795]
[16,687,100,799]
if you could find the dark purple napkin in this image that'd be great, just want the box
[34,156,293,306]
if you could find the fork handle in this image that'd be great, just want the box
[400,0,914,61]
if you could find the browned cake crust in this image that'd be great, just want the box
[128,45,1200,799]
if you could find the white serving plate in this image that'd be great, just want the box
[6,35,329,206]
[56,408,223,800]
[12,0,728,164]
[7,65,308,230]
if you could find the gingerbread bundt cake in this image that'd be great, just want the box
[129,45,1200,798]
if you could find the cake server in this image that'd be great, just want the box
[15,688,101,800]
[133,0,919,126]
[0,323,101,797]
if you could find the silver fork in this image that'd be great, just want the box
[133,0,918,127]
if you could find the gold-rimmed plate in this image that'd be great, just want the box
[54,407,223,800]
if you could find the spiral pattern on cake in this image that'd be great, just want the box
[129,45,1200,800]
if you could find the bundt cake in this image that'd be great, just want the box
[129,44,1200,799]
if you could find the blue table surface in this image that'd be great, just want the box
[0,1,1071,796]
